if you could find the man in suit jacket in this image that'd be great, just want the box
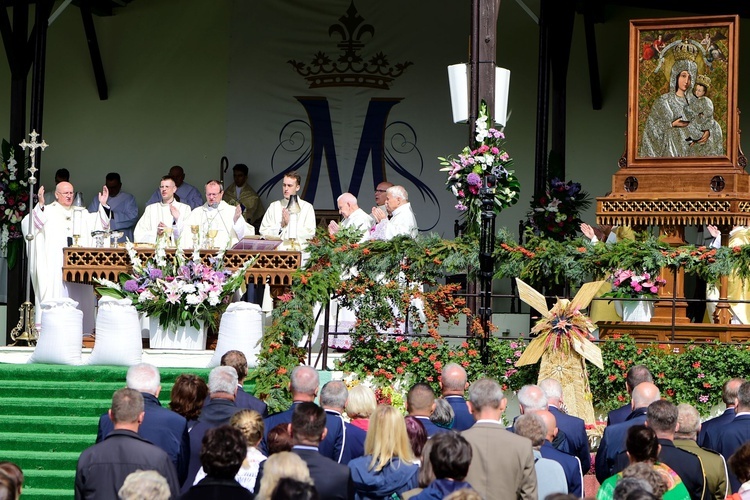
[595,382,660,483]
[716,381,750,493]
[676,403,729,500]
[536,410,583,497]
[613,400,708,500]
[607,364,653,426]
[540,378,591,475]
[262,366,344,461]
[516,383,569,452]
[256,402,354,499]
[77,389,180,499]
[440,363,474,431]
[184,366,243,493]
[221,350,268,417]
[320,379,368,464]
[96,363,189,485]
[406,382,447,437]
[699,377,744,449]
[461,378,537,500]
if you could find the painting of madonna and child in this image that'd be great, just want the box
[630,15,739,166]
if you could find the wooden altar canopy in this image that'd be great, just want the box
[595,15,750,342]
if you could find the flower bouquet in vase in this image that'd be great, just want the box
[528,178,591,241]
[95,241,253,349]
[602,269,667,322]
[439,102,520,236]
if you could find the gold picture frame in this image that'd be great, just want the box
[627,15,739,169]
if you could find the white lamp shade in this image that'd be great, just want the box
[447,64,511,126]
[448,63,469,124]
[494,67,511,127]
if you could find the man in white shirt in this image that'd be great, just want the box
[181,180,246,250]
[87,172,138,243]
[134,176,192,245]
[370,185,418,240]
[259,171,316,250]
[24,181,111,329]
[328,192,371,242]
[146,166,204,210]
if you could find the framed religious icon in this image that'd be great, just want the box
[626,15,739,168]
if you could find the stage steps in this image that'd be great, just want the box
[0,363,213,499]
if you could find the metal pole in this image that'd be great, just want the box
[479,175,497,365]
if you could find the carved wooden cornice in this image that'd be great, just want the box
[63,248,301,286]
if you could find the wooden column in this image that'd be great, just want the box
[652,225,690,324]
[468,0,500,142]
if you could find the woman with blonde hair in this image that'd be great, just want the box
[344,384,378,463]
[255,451,313,500]
[346,385,377,430]
[348,405,419,499]
[193,409,266,493]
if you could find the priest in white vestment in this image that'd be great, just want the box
[180,180,247,250]
[325,192,372,348]
[370,185,418,240]
[328,192,371,243]
[259,171,316,250]
[23,182,111,330]
[134,175,192,245]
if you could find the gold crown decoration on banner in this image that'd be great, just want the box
[514,278,604,369]
[673,39,699,62]
[288,2,413,90]
[696,74,712,89]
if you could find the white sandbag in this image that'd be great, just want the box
[88,297,142,366]
[208,302,264,367]
[28,298,83,365]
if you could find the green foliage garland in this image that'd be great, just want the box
[252,226,750,414]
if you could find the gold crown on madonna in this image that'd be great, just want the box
[673,40,699,62]
[696,74,712,89]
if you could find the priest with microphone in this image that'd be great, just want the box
[259,171,316,250]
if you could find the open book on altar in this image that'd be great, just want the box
[232,235,283,251]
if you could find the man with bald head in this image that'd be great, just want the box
[607,364,654,426]
[540,378,591,476]
[24,181,111,330]
[440,363,473,431]
[535,410,583,497]
[370,185,418,240]
[261,365,344,461]
[406,382,445,437]
[595,381,661,483]
[328,192,371,242]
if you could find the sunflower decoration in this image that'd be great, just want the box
[515,278,604,424]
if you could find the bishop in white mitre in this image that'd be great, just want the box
[134,175,191,245]
[23,181,111,330]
